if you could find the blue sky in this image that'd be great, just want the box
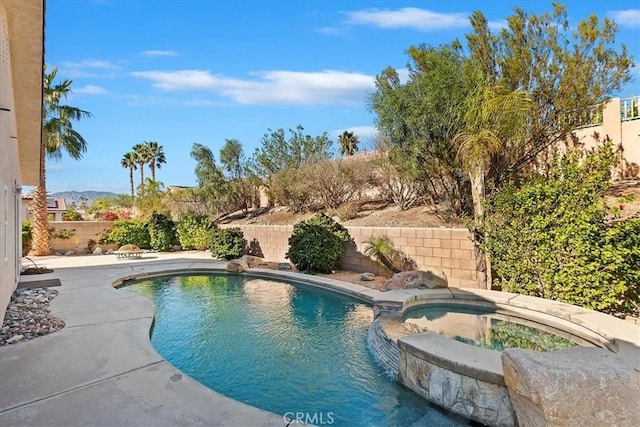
[43,0,640,195]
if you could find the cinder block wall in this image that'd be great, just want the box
[49,221,117,252]
[48,221,479,288]
[222,224,479,288]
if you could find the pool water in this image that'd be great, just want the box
[122,274,466,426]
[404,304,581,352]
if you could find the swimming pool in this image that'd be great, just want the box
[121,273,467,426]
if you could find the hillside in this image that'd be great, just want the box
[220,180,640,228]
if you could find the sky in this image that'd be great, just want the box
[41,0,640,195]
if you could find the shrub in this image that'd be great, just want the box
[62,206,83,221]
[21,221,32,256]
[210,227,247,260]
[148,212,176,252]
[103,219,151,248]
[363,235,418,274]
[481,144,640,316]
[286,213,350,273]
[176,212,215,250]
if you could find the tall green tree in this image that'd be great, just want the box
[143,140,166,182]
[368,44,472,215]
[252,125,333,178]
[338,131,359,156]
[133,143,148,187]
[219,138,244,180]
[121,151,138,201]
[190,143,231,218]
[220,139,254,214]
[465,4,633,173]
[30,66,92,256]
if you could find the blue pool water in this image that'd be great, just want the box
[121,273,466,426]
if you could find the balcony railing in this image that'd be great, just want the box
[621,96,639,121]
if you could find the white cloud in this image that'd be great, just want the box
[344,7,504,32]
[131,69,375,106]
[345,7,468,31]
[60,59,122,78]
[608,9,640,27]
[74,85,108,95]
[140,50,179,57]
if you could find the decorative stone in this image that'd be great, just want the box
[0,288,65,346]
[502,347,640,426]
[239,255,263,268]
[360,272,375,281]
[106,249,114,254]
[277,262,292,270]
[6,334,24,344]
[226,260,246,273]
[171,244,182,251]
[64,250,75,256]
[383,268,448,291]
[93,247,103,255]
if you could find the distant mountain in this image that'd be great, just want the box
[50,190,120,206]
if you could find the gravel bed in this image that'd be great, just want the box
[0,288,65,346]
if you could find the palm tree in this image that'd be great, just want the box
[453,83,531,288]
[143,141,166,182]
[30,66,92,256]
[133,143,149,188]
[453,84,531,221]
[121,152,138,201]
[338,131,359,156]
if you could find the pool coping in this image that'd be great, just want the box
[373,287,640,370]
[0,253,385,426]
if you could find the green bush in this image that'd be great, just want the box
[286,213,350,273]
[21,221,32,256]
[210,227,247,260]
[103,219,151,248]
[148,212,176,251]
[176,212,215,250]
[62,206,83,221]
[481,144,640,316]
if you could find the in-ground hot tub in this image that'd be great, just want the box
[369,287,640,426]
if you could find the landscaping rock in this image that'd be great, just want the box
[360,272,375,281]
[1,288,65,346]
[502,347,640,426]
[239,255,263,268]
[277,262,292,270]
[383,268,448,291]
[64,250,75,256]
[93,247,103,255]
[226,260,247,273]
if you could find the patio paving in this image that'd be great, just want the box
[0,252,284,426]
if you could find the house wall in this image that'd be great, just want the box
[0,6,21,321]
[571,97,640,178]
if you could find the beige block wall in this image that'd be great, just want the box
[222,224,480,288]
[49,221,480,287]
[49,221,118,252]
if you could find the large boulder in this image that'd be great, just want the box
[383,268,448,291]
[226,259,248,273]
[238,255,263,268]
[502,347,640,426]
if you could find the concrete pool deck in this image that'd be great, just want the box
[0,252,294,426]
